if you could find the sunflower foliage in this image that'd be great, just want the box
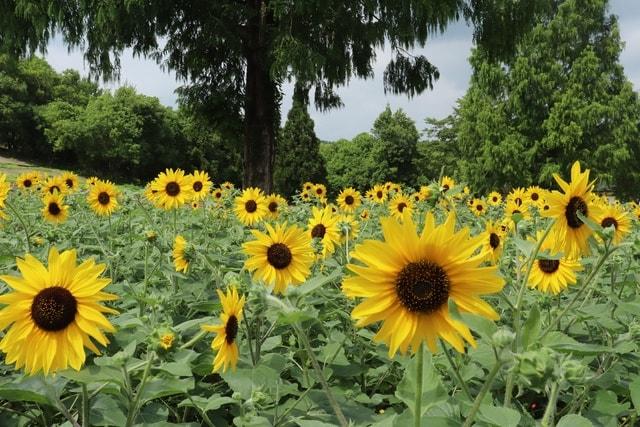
[0,163,639,427]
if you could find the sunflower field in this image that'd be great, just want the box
[0,162,639,427]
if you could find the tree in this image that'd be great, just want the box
[0,0,548,191]
[371,106,420,185]
[274,87,326,198]
[455,0,640,197]
[416,113,463,183]
[322,133,380,193]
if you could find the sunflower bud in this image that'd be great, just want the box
[492,328,516,348]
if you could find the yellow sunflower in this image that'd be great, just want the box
[16,172,39,191]
[367,185,387,204]
[360,210,370,221]
[85,176,100,188]
[419,186,432,199]
[505,199,530,224]
[61,172,79,193]
[440,176,455,192]
[411,192,425,203]
[528,233,583,295]
[388,193,413,220]
[42,175,67,195]
[211,187,225,203]
[337,188,362,213]
[593,202,631,245]
[480,221,505,264]
[234,187,268,226]
[222,182,234,191]
[266,194,287,219]
[150,168,194,210]
[542,161,600,257]
[300,190,312,203]
[173,235,191,273]
[507,187,526,207]
[159,332,175,350]
[633,206,640,221]
[0,248,117,375]
[243,222,314,294]
[470,198,486,217]
[42,193,69,224]
[308,206,341,257]
[488,191,502,206]
[313,183,327,200]
[342,213,504,356]
[202,286,246,373]
[87,181,119,216]
[526,186,545,208]
[302,182,315,192]
[0,175,9,219]
[189,170,212,201]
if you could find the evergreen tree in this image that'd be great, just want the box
[455,0,640,197]
[274,88,326,198]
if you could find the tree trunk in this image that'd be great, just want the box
[243,0,277,192]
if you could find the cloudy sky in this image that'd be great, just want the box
[45,0,639,141]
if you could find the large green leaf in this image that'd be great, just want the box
[395,350,447,417]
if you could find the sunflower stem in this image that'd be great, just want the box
[293,323,349,427]
[414,342,424,427]
[81,384,90,427]
[443,347,472,400]
[125,352,155,427]
[462,357,503,427]
[5,199,32,253]
[540,245,614,340]
[179,330,207,350]
[540,382,560,427]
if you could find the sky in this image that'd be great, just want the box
[44,0,640,141]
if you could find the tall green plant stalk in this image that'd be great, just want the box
[414,343,424,427]
[5,199,32,253]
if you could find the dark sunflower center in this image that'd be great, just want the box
[443,184,450,191]
[267,243,292,269]
[98,192,110,205]
[538,259,560,274]
[512,209,521,215]
[476,204,483,211]
[31,287,77,331]
[225,315,239,344]
[531,193,539,201]
[395,261,450,313]
[489,233,501,249]
[268,201,278,212]
[515,197,522,206]
[601,217,618,229]
[311,224,326,239]
[543,205,550,211]
[65,179,74,188]
[345,195,354,205]
[50,185,60,194]
[376,191,383,199]
[492,196,498,202]
[24,179,32,187]
[193,181,203,192]
[215,191,222,198]
[245,200,257,213]
[397,202,407,213]
[316,188,323,195]
[165,181,180,197]
[48,202,61,215]
[565,196,588,229]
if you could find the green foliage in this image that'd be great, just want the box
[453,0,640,197]
[274,100,327,198]
[323,107,420,192]
[416,115,462,184]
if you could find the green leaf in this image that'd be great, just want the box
[630,377,640,414]
[60,365,124,386]
[0,376,59,406]
[513,237,535,257]
[139,377,195,404]
[90,395,127,426]
[155,362,192,377]
[395,350,447,416]
[556,414,593,427]
[477,405,521,427]
[521,306,541,350]
[289,268,342,297]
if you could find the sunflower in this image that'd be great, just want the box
[150,169,194,210]
[342,213,504,356]
[505,199,530,224]
[302,182,315,192]
[481,221,505,264]
[42,175,66,195]
[507,187,527,207]
[440,176,455,192]
[0,248,117,375]
[212,187,225,203]
[266,194,287,219]
[191,201,200,209]
[159,332,175,350]
[388,194,413,220]
[367,185,387,204]
[61,172,79,193]
[593,202,631,245]
[190,170,212,201]
[87,181,119,216]
[308,206,341,257]
[488,191,502,206]
[16,172,39,191]
[234,187,268,226]
[243,223,314,294]
[528,233,583,295]
[542,161,600,257]
[42,193,69,224]
[201,286,246,373]
[300,190,312,203]
[526,186,545,208]
[411,192,425,203]
[222,182,234,191]
[336,188,361,212]
[419,186,432,199]
[0,175,9,220]
[173,235,191,273]
[85,176,100,188]
[388,183,402,194]
[360,210,370,221]
[471,198,486,217]
[634,206,640,221]
[313,184,327,200]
